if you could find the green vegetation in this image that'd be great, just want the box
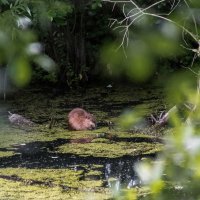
[0,85,163,199]
[0,0,200,199]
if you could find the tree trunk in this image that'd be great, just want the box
[73,0,87,80]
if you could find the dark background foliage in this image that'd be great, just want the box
[32,0,114,89]
[0,0,197,90]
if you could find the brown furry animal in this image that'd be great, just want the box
[68,108,96,131]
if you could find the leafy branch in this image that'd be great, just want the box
[104,0,198,46]
[103,0,200,115]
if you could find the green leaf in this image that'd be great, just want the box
[1,0,9,5]
[8,57,32,87]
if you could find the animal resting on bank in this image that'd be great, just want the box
[68,108,96,131]
[8,112,34,127]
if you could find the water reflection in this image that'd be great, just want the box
[105,158,142,190]
[0,136,155,189]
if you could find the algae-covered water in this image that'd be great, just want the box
[0,85,165,199]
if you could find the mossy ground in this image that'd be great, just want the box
[0,84,166,199]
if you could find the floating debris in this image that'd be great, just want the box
[106,84,112,89]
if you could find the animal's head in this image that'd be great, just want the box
[85,113,96,130]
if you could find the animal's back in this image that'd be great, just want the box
[68,108,96,131]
